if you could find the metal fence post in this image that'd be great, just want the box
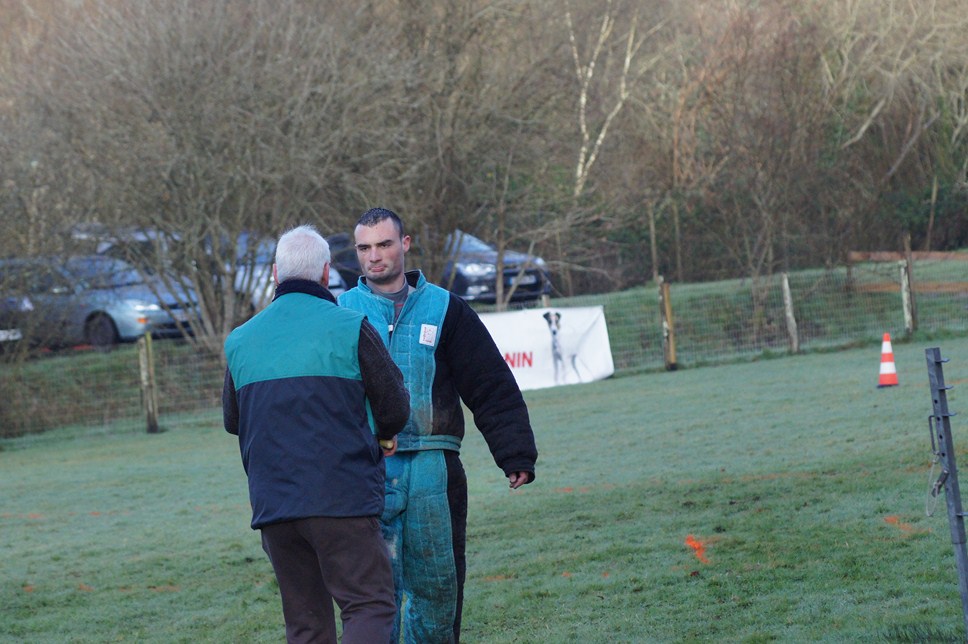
[925,347,968,637]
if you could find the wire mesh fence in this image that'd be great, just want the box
[2,255,967,438]
[0,340,223,437]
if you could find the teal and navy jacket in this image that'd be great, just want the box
[223,279,409,529]
[339,270,537,482]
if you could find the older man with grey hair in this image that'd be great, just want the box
[223,224,410,643]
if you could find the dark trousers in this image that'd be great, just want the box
[260,516,396,644]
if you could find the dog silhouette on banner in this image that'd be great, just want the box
[542,311,582,385]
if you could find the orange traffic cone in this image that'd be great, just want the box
[877,332,899,388]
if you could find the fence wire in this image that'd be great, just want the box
[3,258,967,437]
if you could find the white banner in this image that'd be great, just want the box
[478,306,614,391]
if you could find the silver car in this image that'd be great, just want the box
[235,232,346,311]
[0,255,197,349]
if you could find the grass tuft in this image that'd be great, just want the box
[880,624,964,642]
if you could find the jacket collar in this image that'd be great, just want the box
[274,279,336,303]
[357,270,425,294]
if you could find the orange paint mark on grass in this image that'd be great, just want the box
[602,572,610,578]
[27,513,43,520]
[884,515,914,533]
[555,487,574,493]
[77,584,94,592]
[23,585,34,593]
[149,585,180,592]
[685,535,710,564]
[882,515,931,537]
[561,571,572,578]
[484,575,512,582]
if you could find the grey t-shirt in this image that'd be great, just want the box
[375,282,413,333]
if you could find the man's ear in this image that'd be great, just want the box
[402,235,411,253]
[272,264,279,285]
[322,263,330,286]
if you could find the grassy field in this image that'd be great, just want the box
[3,335,968,642]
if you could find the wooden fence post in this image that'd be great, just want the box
[138,334,160,434]
[658,276,678,371]
[900,261,915,336]
[904,233,919,332]
[781,273,799,354]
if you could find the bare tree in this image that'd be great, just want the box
[0,0,100,260]
[821,0,968,250]
[551,0,665,294]
[10,0,412,353]
[350,0,567,310]
[5,0,968,320]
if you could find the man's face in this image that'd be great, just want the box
[354,218,411,292]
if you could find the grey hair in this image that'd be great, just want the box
[274,224,330,283]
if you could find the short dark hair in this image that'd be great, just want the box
[357,207,405,237]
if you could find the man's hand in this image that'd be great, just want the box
[508,471,530,490]
[379,437,398,457]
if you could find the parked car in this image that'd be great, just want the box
[73,225,346,314]
[327,230,551,303]
[71,224,180,275]
[441,230,551,302]
[326,232,363,289]
[235,232,347,311]
[0,255,197,349]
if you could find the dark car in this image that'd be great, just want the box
[327,230,551,303]
[0,255,197,349]
[441,230,551,303]
[326,232,364,289]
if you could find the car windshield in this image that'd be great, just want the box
[66,257,145,289]
[449,231,493,254]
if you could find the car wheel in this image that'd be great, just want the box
[85,314,119,350]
